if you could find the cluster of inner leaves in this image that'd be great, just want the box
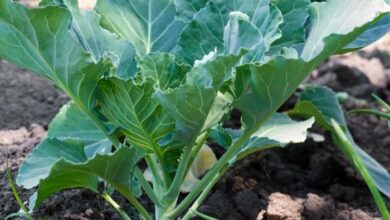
[1,0,390,217]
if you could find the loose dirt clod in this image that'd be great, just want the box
[336,209,374,220]
[303,193,335,220]
[266,193,303,220]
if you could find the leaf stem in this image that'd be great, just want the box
[134,167,162,207]
[6,159,32,220]
[372,94,390,112]
[145,155,164,192]
[192,211,218,220]
[186,131,210,175]
[117,188,153,220]
[101,193,132,220]
[349,109,390,120]
[332,120,390,220]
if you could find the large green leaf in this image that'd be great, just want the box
[236,0,389,132]
[0,0,106,108]
[174,0,208,22]
[301,0,389,60]
[155,52,243,143]
[97,78,175,153]
[95,0,185,57]
[34,147,140,207]
[62,0,137,79]
[232,113,314,162]
[177,0,283,63]
[289,86,390,198]
[16,139,86,189]
[48,102,112,158]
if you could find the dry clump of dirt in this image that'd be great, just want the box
[0,124,46,171]
[259,192,382,220]
[266,193,303,220]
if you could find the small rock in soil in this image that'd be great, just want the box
[303,193,335,220]
[0,127,30,145]
[256,210,266,220]
[266,192,303,220]
[336,209,372,220]
[234,191,262,219]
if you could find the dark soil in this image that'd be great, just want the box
[1,42,390,219]
[0,60,68,130]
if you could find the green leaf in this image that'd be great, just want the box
[138,52,190,91]
[174,0,208,23]
[236,0,389,132]
[155,52,243,143]
[97,78,175,153]
[95,0,185,57]
[290,86,346,129]
[177,0,283,63]
[289,86,390,198]
[0,0,106,108]
[97,53,189,165]
[344,14,390,51]
[48,102,112,158]
[210,125,233,148]
[63,0,137,79]
[16,139,86,189]
[301,0,390,60]
[222,64,251,101]
[224,11,266,62]
[233,113,314,162]
[271,0,310,48]
[34,147,140,208]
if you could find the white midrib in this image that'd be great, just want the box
[146,0,152,54]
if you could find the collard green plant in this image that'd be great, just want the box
[1,0,390,219]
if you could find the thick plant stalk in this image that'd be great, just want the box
[167,130,253,218]
[164,133,208,204]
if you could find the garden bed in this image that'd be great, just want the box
[1,44,390,219]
